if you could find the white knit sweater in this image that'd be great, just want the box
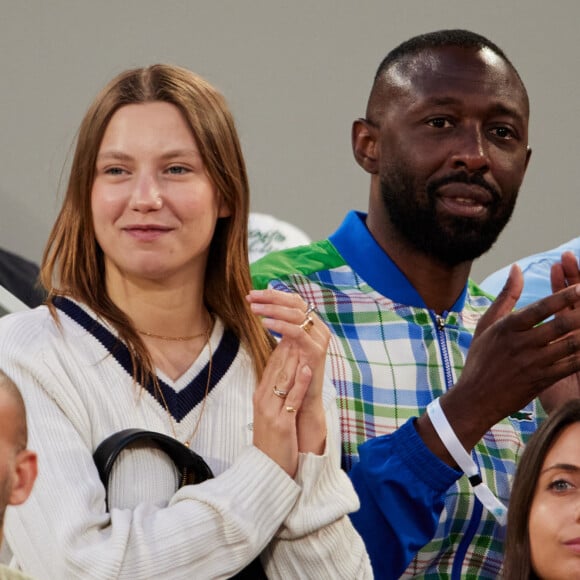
[0,300,370,579]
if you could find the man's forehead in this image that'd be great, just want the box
[384,46,520,94]
[372,45,528,117]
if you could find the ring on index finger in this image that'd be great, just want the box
[299,315,314,333]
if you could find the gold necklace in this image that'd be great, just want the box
[152,317,214,486]
[138,329,207,341]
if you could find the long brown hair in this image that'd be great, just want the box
[41,64,274,380]
[503,400,580,579]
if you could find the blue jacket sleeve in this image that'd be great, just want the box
[349,418,461,579]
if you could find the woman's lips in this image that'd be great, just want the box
[123,225,173,241]
[563,538,580,554]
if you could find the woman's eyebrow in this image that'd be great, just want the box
[540,462,580,475]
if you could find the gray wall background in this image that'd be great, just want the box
[0,1,578,283]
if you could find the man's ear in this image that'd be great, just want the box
[9,450,37,506]
[525,146,532,171]
[352,118,379,175]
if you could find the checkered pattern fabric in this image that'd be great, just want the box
[252,211,541,579]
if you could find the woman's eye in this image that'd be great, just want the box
[104,167,125,175]
[167,166,189,175]
[548,479,574,492]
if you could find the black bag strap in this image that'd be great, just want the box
[93,428,213,501]
[93,429,267,579]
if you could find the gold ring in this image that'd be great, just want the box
[285,405,297,413]
[273,386,288,398]
[299,315,314,333]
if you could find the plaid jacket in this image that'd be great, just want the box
[252,210,540,579]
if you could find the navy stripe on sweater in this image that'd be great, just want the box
[54,297,239,422]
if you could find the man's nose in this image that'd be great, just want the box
[449,125,490,173]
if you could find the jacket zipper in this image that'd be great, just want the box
[431,312,482,580]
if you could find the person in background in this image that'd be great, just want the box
[0,64,370,579]
[252,29,580,578]
[481,237,580,308]
[248,212,311,263]
[0,370,37,580]
[504,398,580,580]
[0,249,45,310]
[481,242,580,413]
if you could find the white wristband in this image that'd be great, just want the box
[426,398,507,526]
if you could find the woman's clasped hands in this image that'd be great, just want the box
[247,289,330,477]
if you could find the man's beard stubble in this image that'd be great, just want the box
[379,170,518,267]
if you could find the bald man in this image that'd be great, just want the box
[0,371,36,580]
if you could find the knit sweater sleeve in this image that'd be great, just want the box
[0,310,369,579]
[261,376,372,579]
[2,351,294,578]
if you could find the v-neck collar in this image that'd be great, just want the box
[54,297,240,422]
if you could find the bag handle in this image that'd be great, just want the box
[93,428,214,509]
[93,428,266,579]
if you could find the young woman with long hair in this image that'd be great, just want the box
[0,64,370,579]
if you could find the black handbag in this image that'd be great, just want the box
[93,429,267,579]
